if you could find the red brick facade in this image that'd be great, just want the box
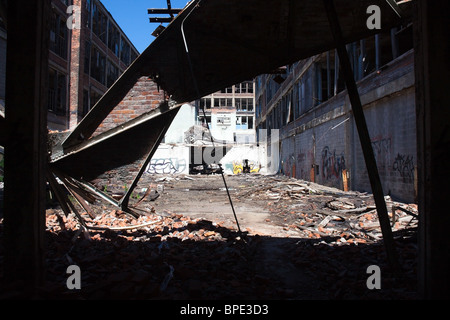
[92,76,168,136]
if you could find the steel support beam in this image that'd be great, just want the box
[323,0,400,272]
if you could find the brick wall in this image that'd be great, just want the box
[92,76,167,137]
[69,25,82,129]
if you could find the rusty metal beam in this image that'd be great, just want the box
[323,0,400,272]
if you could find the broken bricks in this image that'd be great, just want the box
[37,173,418,299]
[234,174,418,245]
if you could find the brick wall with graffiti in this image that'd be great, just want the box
[277,75,416,203]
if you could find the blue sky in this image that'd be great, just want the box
[102,0,191,53]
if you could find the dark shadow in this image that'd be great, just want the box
[0,215,419,300]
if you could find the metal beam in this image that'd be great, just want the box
[148,9,183,15]
[149,17,174,23]
[119,127,168,210]
[323,0,400,272]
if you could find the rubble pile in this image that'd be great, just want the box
[235,175,418,246]
[0,174,419,299]
[42,209,282,300]
[40,206,417,300]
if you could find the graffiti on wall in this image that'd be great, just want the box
[232,160,260,174]
[371,136,392,173]
[371,136,392,158]
[321,146,346,180]
[147,158,187,174]
[392,153,414,182]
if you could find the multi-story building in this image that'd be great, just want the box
[196,80,256,144]
[48,0,139,130]
[255,25,416,203]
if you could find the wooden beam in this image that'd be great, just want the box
[3,0,50,296]
[323,0,400,272]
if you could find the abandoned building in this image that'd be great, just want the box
[196,80,256,144]
[47,0,139,130]
[0,0,449,302]
[255,25,415,203]
[147,80,260,175]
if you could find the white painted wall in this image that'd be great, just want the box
[147,144,190,174]
[164,103,196,144]
[210,111,236,143]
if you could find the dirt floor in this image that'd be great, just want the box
[0,172,419,300]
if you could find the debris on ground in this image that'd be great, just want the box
[234,174,418,245]
[0,174,419,300]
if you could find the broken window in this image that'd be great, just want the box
[120,38,131,66]
[198,98,211,110]
[199,115,211,128]
[89,89,103,109]
[220,86,233,94]
[236,116,250,130]
[236,81,254,94]
[248,116,254,129]
[213,98,233,108]
[92,1,107,44]
[91,46,106,86]
[50,10,68,59]
[47,68,67,116]
[84,41,91,74]
[108,21,120,57]
[131,50,138,64]
[236,98,253,111]
[86,0,92,28]
[106,59,119,87]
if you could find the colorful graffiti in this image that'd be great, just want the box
[321,146,346,180]
[147,158,187,174]
[392,153,414,182]
[232,160,260,174]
